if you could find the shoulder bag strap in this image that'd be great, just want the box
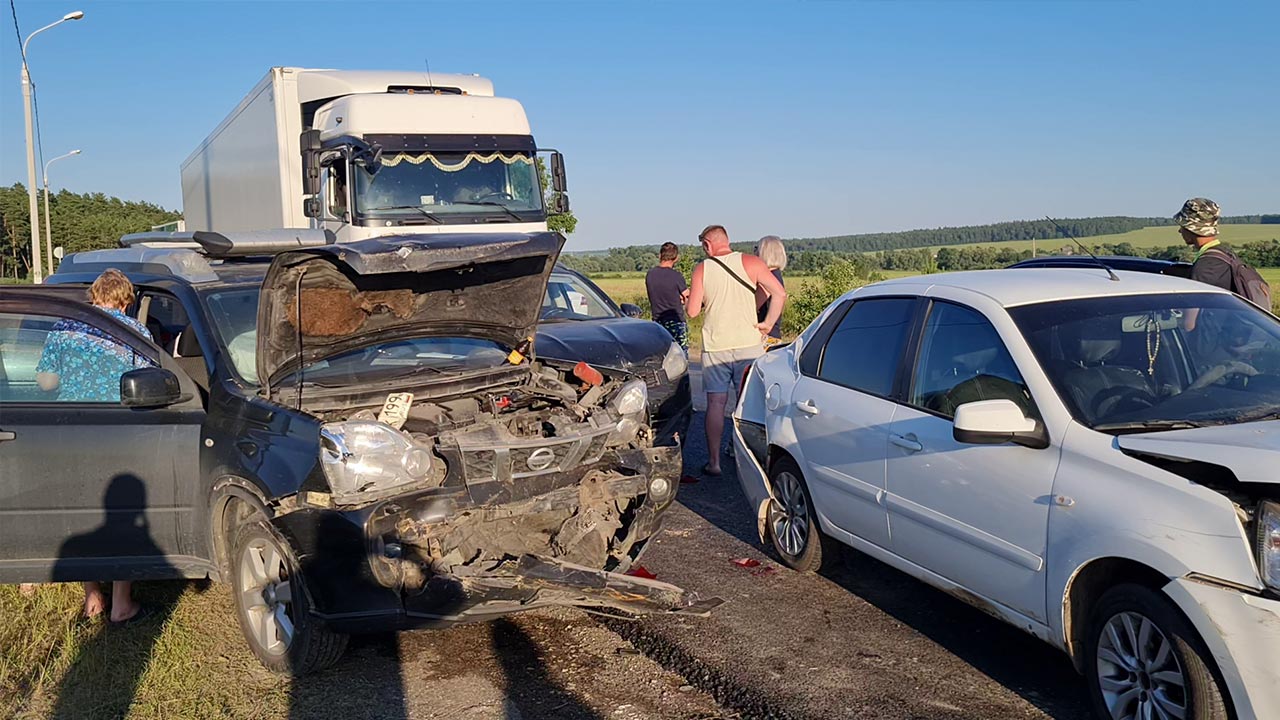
[707,255,757,294]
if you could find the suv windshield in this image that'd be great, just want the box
[1010,293,1280,432]
[542,272,619,321]
[202,287,513,386]
[354,150,543,222]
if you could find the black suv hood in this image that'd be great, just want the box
[536,317,674,371]
[258,232,563,389]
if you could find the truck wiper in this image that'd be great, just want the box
[1236,408,1280,424]
[1092,419,1209,434]
[461,201,524,222]
[363,205,443,224]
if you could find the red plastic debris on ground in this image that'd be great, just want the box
[731,558,761,568]
[680,475,699,484]
[625,565,658,579]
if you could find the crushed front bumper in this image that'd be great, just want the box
[278,443,721,632]
[1164,577,1280,720]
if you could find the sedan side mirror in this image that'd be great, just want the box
[120,367,185,408]
[619,303,644,318]
[953,399,1048,449]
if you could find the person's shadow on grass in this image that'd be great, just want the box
[49,474,183,720]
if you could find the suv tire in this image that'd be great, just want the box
[231,520,348,675]
[1085,584,1228,720]
[767,457,835,573]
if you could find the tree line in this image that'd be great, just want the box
[0,183,180,280]
[561,221,1280,276]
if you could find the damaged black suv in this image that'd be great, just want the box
[0,230,716,674]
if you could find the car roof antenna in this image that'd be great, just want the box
[1045,216,1120,282]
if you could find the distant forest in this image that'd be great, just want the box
[561,215,1280,275]
[0,183,180,280]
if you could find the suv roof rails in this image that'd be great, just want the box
[119,228,338,258]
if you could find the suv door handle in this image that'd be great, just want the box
[0,430,15,442]
[890,433,923,452]
[794,399,820,416]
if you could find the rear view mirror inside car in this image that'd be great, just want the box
[1121,310,1182,333]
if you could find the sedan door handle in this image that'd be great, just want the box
[890,433,923,452]
[0,430,15,442]
[794,399,820,416]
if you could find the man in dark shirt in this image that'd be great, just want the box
[1176,198,1230,332]
[645,242,689,350]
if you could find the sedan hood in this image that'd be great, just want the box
[536,317,674,371]
[1117,420,1280,486]
[258,232,563,390]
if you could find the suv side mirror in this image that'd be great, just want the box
[120,367,184,408]
[953,399,1048,449]
[619,303,643,318]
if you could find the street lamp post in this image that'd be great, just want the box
[20,9,84,284]
[43,149,81,274]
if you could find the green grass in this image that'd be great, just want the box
[912,224,1278,255]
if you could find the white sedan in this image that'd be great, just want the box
[731,268,1280,720]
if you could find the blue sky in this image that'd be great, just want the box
[2,0,1277,251]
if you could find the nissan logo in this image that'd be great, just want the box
[526,447,556,472]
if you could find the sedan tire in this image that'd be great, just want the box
[1084,584,1228,720]
[767,457,834,573]
[231,520,348,675]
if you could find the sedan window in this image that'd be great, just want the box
[816,298,915,397]
[909,301,1036,419]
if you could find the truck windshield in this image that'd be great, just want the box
[353,150,544,222]
[1009,293,1280,432]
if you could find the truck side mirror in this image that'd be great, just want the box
[301,129,322,196]
[552,193,570,214]
[550,152,567,193]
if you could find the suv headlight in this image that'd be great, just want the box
[661,341,688,379]
[611,379,648,417]
[608,380,648,444]
[319,421,433,500]
[1259,500,1280,592]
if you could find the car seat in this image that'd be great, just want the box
[1060,328,1153,423]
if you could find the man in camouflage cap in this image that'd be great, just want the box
[1176,197,1232,294]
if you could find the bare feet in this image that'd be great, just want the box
[108,600,143,624]
[83,583,108,619]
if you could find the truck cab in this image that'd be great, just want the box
[181,68,569,243]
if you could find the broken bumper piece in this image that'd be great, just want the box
[454,554,723,616]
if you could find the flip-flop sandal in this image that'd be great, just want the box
[108,603,157,628]
[702,463,722,477]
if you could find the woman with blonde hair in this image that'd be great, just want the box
[35,268,156,623]
[754,236,787,340]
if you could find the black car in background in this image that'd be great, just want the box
[0,230,714,675]
[1009,255,1193,278]
[537,266,692,446]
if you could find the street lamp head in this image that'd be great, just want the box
[70,149,82,155]
[63,11,85,21]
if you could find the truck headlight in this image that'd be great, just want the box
[661,341,688,379]
[319,421,433,500]
[1259,500,1280,592]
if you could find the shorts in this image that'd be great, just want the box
[702,345,764,395]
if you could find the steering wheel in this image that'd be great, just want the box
[540,307,579,320]
[474,191,514,202]
[1189,361,1259,392]
[1094,386,1157,419]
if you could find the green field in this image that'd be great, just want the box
[915,224,1278,255]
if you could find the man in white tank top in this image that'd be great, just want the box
[686,225,787,475]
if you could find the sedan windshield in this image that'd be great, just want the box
[541,272,619,321]
[1010,293,1280,432]
[354,150,543,222]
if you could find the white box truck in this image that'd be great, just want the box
[181,67,568,242]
